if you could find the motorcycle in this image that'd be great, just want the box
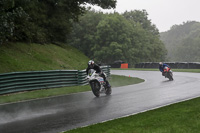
[163,66,174,81]
[87,69,112,97]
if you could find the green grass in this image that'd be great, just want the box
[112,68,200,73]
[0,74,144,104]
[64,97,200,133]
[0,42,89,73]
[110,75,144,87]
[172,69,200,73]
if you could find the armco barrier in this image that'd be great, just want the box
[135,62,200,69]
[0,66,110,95]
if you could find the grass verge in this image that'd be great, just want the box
[0,42,89,73]
[64,97,200,133]
[0,75,144,104]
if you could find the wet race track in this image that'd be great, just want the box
[0,70,200,133]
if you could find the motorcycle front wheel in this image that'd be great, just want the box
[90,81,100,97]
[168,72,174,81]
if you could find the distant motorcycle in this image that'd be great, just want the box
[87,69,112,97]
[163,66,174,81]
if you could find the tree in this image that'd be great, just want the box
[0,0,117,44]
[123,10,166,62]
[93,13,133,63]
[67,9,105,57]
[160,21,200,62]
[0,0,30,44]
[68,10,167,65]
[123,10,159,35]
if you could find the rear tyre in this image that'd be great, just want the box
[105,87,112,95]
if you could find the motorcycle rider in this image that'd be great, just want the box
[159,62,171,77]
[86,60,111,88]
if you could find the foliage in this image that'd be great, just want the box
[0,0,30,44]
[123,10,159,35]
[68,9,166,65]
[160,21,200,62]
[93,13,133,63]
[0,0,116,44]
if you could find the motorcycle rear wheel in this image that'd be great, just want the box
[105,87,112,95]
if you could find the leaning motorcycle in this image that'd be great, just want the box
[163,66,174,81]
[87,69,112,97]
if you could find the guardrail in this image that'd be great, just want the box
[0,66,110,95]
[135,62,200,69]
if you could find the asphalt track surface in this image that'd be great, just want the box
[0,70,200,133]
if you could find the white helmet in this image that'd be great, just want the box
[159,62,163,66]
[88,60,94,67]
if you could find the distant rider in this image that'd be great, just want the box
[86,60,111,88]
[159,62,171,77]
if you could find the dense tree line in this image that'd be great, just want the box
[1,0,167,65]
[67,9,166,65]
[160,21,200,62]
[0,0,116,44]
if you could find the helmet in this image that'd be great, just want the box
[88,60,94,68]
[159,62,163,66]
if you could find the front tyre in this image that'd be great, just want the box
[90,81,100,97]
[169,72,173,81]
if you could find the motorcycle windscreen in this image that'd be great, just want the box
[88,69,95,76]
